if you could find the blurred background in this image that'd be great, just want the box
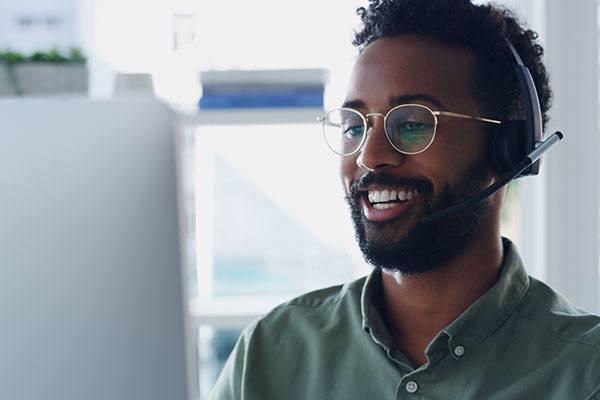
[0,0,598,399]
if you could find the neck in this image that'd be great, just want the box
[379,231,504,367]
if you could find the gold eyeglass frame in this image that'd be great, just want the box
[317,103,502,156]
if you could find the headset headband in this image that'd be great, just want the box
[505,39,544,176]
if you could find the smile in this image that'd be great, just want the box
[367,188,420,209]
[361,187,420,222]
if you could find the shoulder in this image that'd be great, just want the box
[232,275,370,359]
[477,275,600,398]
[517,278,600,398]
[279,274,367,309]
[254,275,367,333]
[519,276,600,352]
[214,276,370,398]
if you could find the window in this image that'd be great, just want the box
[177,108,365,398]
[191,119,363,294]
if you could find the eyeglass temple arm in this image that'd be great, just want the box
[318,111,501,125]
[434,111,502,125]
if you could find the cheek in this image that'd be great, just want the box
[428,129,488,177]
[340,156,358,194]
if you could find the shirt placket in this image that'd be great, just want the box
[392,332,451,400]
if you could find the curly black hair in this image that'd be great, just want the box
[353,0,552,129]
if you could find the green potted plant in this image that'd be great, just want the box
[0,47,88,96]
[0,51,26,96]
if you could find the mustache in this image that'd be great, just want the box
[350,171,434,196]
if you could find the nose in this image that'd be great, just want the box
[355,114,406,171]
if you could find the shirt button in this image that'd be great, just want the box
[405,381,418,393]
[454,345,465,357]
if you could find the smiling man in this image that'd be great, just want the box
[210,1,600,399]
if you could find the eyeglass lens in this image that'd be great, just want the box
[322,105,436,155]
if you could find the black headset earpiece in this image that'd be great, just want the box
[491,120,528,176]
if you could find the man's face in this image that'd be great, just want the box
[341,35,496,273]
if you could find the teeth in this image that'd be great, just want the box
[380,189,390,202]
[368,192,374,203]
[367,188,419,204]
[369,191,380,203]
[373,203,400,210]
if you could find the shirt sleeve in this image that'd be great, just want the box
[208,321,259,400]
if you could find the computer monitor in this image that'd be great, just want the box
[0,99,190,400]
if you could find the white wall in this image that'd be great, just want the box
[543,0,600,313]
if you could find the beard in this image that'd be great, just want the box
[345,157,492,274]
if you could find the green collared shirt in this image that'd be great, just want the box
[210,239,600,399]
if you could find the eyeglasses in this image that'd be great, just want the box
[318,104,502,156]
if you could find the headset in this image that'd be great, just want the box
[422,39,564,223]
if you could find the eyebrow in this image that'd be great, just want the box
[342,94,447,111]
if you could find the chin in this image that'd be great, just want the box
[355,198,489,274]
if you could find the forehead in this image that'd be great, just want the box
[346,35,479,110]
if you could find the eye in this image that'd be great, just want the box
[343,124,365,139]
[387,119,435,150]
[398,121,433,134]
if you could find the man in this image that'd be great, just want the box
[210,1,600,399]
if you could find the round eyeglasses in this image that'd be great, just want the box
[318,104,502,156]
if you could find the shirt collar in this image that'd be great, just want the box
[360,237,530,357]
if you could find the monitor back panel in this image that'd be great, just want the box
[0,99,189,400]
